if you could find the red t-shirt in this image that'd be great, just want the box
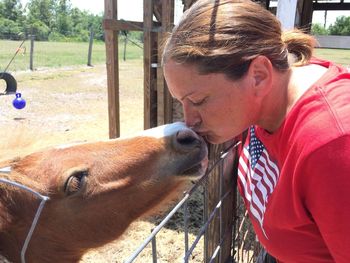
[237,58,350,262]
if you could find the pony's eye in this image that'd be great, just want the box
[64,170,88,195]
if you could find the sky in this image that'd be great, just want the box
[21,0,350,27]
[69,0,183,22]
[69,0,350,27]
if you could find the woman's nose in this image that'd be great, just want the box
[183,103,201,129]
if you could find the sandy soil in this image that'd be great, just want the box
[0,62,205,263]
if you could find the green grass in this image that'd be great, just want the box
[314,48,350,67]
[0,39,349,72]
[0,39,143,72]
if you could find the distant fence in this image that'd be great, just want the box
[0,33,142,72]
[315,35,350,49]
[0,38,101,72]
[125,141,261,263]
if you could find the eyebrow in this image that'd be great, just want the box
[180,91,196,101]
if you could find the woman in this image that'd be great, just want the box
[162,0,350,262]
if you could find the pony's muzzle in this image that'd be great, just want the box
[175,128,204,151]
[172,126,208,177]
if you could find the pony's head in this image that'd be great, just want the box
[0,122,208,263]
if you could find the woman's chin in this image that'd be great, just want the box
[205,134,235,145]
[204,134,224,145]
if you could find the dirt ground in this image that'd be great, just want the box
[0,62,205,262]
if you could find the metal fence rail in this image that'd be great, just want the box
[233,200,262,263]
[124,141,261,263]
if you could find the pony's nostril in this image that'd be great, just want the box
[176,129,201,147]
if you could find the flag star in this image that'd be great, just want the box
[249,127,264,169]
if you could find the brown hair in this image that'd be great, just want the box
[162,0,316,80]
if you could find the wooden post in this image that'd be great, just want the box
[276,0,298,30]
[204,142,236,263]
[143,0,158,129]
[87,27,94,66]
[29,35,35,71]
[157,0,174,125]
[277,0,313,31]
[297,0,314,32]
[123,32,127,61]
[104,0,120,138]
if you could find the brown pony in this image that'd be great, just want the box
[0,122,208,263]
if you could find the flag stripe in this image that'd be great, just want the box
[237,127,280,238]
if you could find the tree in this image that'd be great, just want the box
[29,19,50,40]
[0,0,25,38]
[27,0,55,28]
[0,0,23,22]
[328,16,350,36]
[26,0,55,40]
[55,0,73,36]
[0,18,23,39]
[70,8,104,41]
[311,23,329,35]
[87,14,104,41]
[0,0,104,42]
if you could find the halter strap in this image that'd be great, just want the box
[0,167,50,263]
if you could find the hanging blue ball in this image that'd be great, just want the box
[13,93,26,110]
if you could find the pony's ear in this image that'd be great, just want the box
[0,157,20,174]
[0,166,12,174]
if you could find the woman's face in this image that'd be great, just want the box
[164,60,260,144]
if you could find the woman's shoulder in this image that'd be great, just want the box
[289,56,350,134]
[284,75,350,155]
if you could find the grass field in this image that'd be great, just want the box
[0,39,143,71]
[0,39,349,72]
[314,48,350,67]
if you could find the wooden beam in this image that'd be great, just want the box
[143,0,158,129]
[204,141,236,263]
[277,0,316,31]
[104,0,120,138]
[103,19,162,31]
[103,19,144,31]
[298,0,313,31]
[157,0,174,125]
[204,144,222,263]
[313,3,350,11]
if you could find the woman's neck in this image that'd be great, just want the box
[288,64,328,110]
[257,69,292,133]
[257,64,328,133]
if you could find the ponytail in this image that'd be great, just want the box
[282,29,317,67]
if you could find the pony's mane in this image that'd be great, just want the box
[0,128,57,164]
[0,128,68,193]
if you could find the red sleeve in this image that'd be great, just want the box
[303,135,350,262]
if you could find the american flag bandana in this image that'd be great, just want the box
[238,126,280,238]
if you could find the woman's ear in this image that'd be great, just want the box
[248,56,273,97]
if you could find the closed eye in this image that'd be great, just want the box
[190,97,208,106]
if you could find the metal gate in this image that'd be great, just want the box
[124,141,262,263]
